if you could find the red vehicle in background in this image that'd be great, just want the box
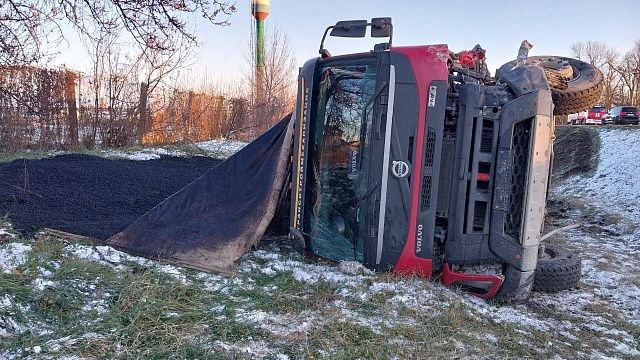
[567,105,607,125]
[586,106,607,124]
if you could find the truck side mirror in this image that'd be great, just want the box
[319,18,393,56]
[330,20,367,38]
[371,17,393,38]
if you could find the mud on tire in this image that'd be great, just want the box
[533,245,581,293]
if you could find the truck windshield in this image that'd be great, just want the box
[304,58,379,262]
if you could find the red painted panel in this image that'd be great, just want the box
[390,45,449,277]
[441,263,504,298]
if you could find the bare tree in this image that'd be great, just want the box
[246,26,296,137]
[76,8,199,147]
[569,42,584,61]
[80,21,119,147]
[571,41,610,67]
[611,40,640,107]
[0,1,64,65]
[1,0,236,66]
[571,40,622,109]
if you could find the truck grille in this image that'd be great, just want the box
[421,176,432,209]
[504,119,532,239]
[420,129,436,210]
[480,119,494,153]
[437,138,454,213]
[424,129,436,167]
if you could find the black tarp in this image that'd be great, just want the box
[107,116,293,274]
[496,63,550,97]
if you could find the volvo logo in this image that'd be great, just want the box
[391,160,410,178]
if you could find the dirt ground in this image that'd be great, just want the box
[0,154,221,239]
[551,125,599,184]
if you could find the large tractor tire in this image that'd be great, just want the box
[533,245,582,293]
[500,56,603,115]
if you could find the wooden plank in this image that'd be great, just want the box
[43,228,99,243]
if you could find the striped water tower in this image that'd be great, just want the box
[252,0,269,89]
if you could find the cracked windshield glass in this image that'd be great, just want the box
[305,59,378,262]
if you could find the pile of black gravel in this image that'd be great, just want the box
[0,154,221,240]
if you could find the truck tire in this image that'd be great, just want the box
[499,56,603,116]
[533,245,581,293]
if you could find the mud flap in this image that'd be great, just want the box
[495,265,535,302]
[107,116,293,274]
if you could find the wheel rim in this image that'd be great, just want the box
[526,57,579,82]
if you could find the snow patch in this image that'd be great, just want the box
[0,229,15,239]
[192,139,247,157]
[236,309,313,337]
[65,244,189,284]
[557,128,640,221]
[213,340,289,359]
[66,244,147,266]
[464,296,551,331]
[0,243,31,273]
[103,138,246,161]
[0,317,24,338]
[338,261,374,276]
[0,295,28,338]
[45,333,103,352]
[32,278,56,291]
[262,258,372,286]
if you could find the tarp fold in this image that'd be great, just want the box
[107,116,293,274]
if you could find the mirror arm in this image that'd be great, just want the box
[319,18,393,57]
[319,26,335,56]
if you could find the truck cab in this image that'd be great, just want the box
[289,19,559,300]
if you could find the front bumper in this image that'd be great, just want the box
[490,90,554,301]
[619,117,639,124]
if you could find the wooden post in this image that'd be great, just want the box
[65,71,79,149]
[138,82,149,144]
[185,90,195,140]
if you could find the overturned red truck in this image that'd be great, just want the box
[286,18,600,301]
[110,18,601,301]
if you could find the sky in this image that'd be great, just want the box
[54,0,640,84]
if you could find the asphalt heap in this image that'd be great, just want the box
[0,154,221,240]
